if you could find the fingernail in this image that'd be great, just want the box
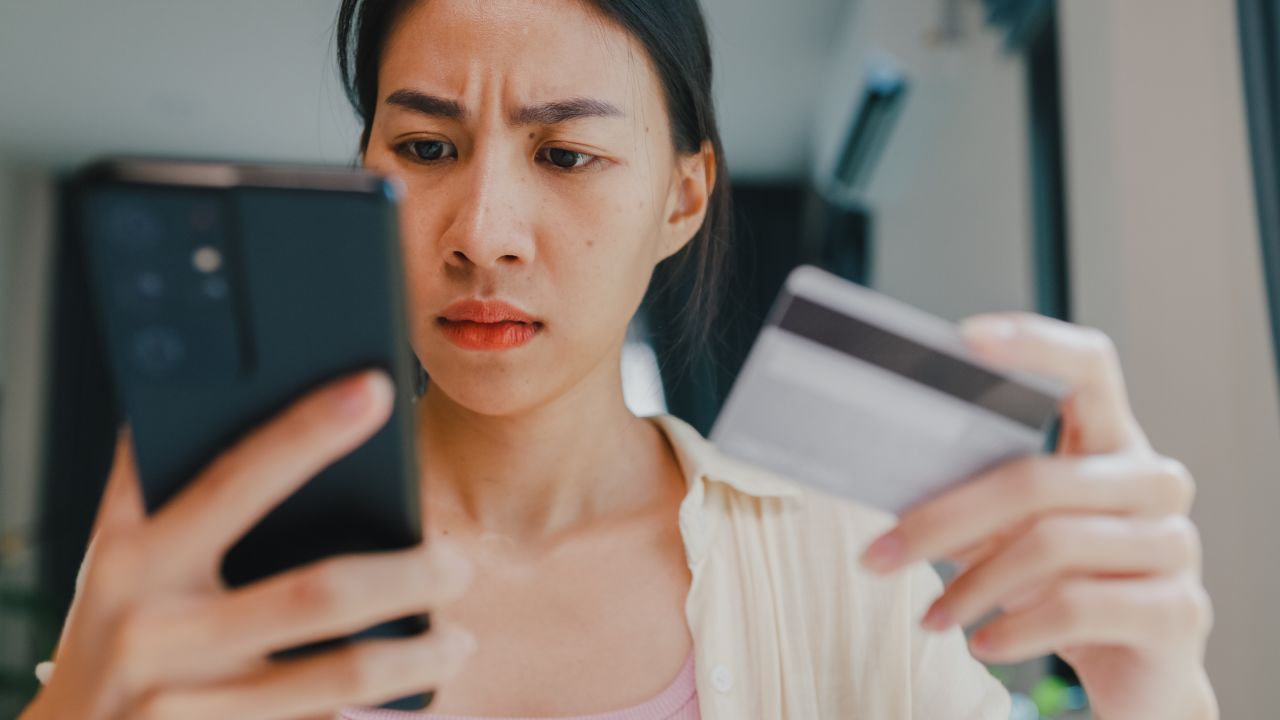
[960,317,1016,343]
[969,631,995,656]
[921,605,951,631]
[861,533,904,573]
[335,371,391,417]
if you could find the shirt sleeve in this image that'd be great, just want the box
[905,561,1012,719]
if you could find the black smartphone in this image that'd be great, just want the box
[74,157,433,711]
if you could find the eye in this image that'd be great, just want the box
[396,139,457,163]
[537,147,600,171]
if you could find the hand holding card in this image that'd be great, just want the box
[714,269,1216,719]
[711,265,1068,515]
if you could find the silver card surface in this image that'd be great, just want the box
[710,266,1068,515]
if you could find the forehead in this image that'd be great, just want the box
[380,0,659,113]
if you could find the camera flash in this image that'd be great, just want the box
[193,246,222,273]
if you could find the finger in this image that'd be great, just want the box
[129,622,477,720]
[960,313,1146,455]
[58,426,148,648]
[165,540,473,676]
[91,425,147,537]
[923,514,1201,630]
[948,517,1036,571]
[147,369,394,573]
[860,452,1195,573]
[966,574,1212,665]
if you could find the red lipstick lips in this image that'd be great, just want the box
[437,299,542,351]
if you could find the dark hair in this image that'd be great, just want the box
[335,0,732,362]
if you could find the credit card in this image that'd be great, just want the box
[710,265,1068,515]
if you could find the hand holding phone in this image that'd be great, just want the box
[22,370,475,720]
[48,157,454,713]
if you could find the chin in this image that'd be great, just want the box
[419,351,559,418]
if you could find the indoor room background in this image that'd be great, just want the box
[1,1,1277,718]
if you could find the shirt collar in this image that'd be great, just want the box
[648,414,802,500]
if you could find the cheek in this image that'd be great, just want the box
[551,182,661,313]
[391,200,451,347]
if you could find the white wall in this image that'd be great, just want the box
[812,0,1036,321]
[1060,2,1280,717]
[702,0,849,179]
[0,0,361,169]
[0,0,850,179]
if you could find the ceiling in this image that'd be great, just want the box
[0,0,852,177]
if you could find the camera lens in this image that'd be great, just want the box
[133,327,185,374]
[109,205,161,252]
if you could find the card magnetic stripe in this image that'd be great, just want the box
[774,294,1060,431]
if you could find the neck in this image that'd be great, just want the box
[415,350,680,546]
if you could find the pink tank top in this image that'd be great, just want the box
[339,650,699,720]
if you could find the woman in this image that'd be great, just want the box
[21,0,1217,718]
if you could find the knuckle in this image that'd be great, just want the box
[1164,583,1205,633]
[1161,515,1202,569]
[408,626,471,677]
[423,544,473,602]
[1048,583,1090,635]
[1155,456,1196,509]
[407,563,449,609]
[1022,520,1067,565]
[1000,458,1046,507]
[289,565,354,616]
[1168,579,1214,636]
[1143,577,1208,638]
[1191,582,1215,634]
[342,644,392,697]
[1081,326,1119,364]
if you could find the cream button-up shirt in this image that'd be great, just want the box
[36,413,1011,718]
[651,413,1011,718]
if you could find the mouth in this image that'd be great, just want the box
[436,299,544,351]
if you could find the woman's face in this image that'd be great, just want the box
[363,0,712,417]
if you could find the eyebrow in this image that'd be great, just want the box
[383,89,624,126]
[385,89,466,121]
[511,97,624,125]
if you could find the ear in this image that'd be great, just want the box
[656,139,717,263]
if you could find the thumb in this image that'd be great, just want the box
[91,425,147,538]
[960,313,1149,455]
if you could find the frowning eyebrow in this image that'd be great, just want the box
[383,89,624,126]
[511,97,624,125]
[385,89,466,121]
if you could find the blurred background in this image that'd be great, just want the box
[2,1,1279,718]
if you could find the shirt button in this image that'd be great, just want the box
[711,664,734,692]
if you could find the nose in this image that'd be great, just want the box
[440,148,535,271]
